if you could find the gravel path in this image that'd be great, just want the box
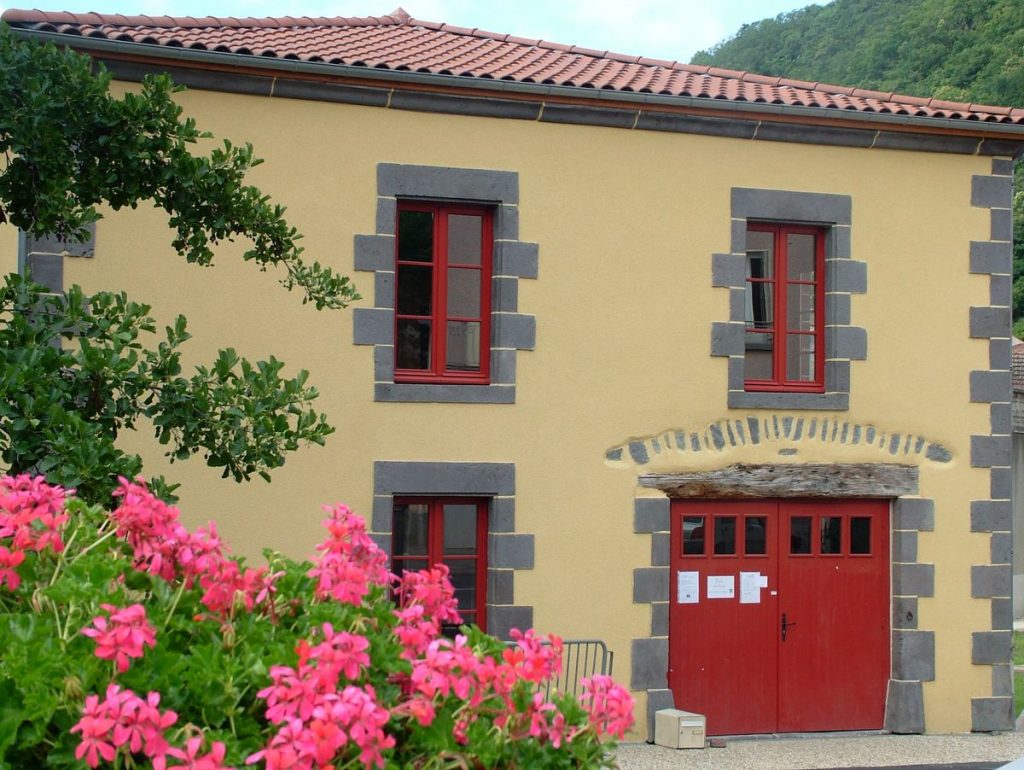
[614,733,1024,770]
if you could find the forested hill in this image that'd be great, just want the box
[691,0,1024,107]
[691,0,1024,333]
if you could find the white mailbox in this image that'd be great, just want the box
[654,708,706,749]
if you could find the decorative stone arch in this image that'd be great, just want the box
[620,415,953,739]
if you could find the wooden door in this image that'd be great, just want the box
[668,499,889,735]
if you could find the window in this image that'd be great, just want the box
[392,497,488,631]
[395,203,493,383]
[744,223,825,391]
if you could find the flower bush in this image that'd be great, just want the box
[0,475,633,769]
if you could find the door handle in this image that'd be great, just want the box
[781,612,796,642]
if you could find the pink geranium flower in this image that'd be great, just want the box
[71,686,179,770]
[169,737,235,770]
[0,474,69,553]
[307,504,391,606]
[0,546,25,590]
[579,675,636,739]
[81,603,157,673]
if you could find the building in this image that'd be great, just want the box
[3,7,1023,739]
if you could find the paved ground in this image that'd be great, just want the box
[614,733,1024,770]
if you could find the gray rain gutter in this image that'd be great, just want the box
[12,26,1024,140]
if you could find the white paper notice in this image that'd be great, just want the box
[740,572,765,604]
[676,571,699,604]
[706,575,735,599]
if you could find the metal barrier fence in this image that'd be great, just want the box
[543,639,614,698]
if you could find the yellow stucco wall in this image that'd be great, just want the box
[1,80,1005,735]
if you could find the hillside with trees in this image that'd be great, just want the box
[692,0,1024,332]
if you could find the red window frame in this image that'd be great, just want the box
[391,497,488,631]
[744,222,826,392]
[394,202,493,384]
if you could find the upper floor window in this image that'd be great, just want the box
[744,223,825,392]
[395,202,493,384]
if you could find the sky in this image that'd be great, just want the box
[0,0,825,62]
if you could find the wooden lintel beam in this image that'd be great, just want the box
[639,463,919,499]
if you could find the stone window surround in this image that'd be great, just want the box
[711,188,865,411]
[352,164,539,404]
[369,461,534,641]
[629,486,941,740]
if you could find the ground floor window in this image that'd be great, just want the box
[392,497,488,631]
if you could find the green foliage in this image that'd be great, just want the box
[0,26,358,310]
[692,0,1024,105]
[0,275,333,505]
[0,485,624,768]
[693,0,1024,329]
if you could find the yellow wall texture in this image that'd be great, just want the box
[1,81,1004,735]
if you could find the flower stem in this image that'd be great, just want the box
[162,580,187,631]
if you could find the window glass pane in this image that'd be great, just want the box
[790,517,812,554]
[446,322,481,371]
[443,503,477,555]
[786,334,815,381]
[745,516,767,555]
[396,265,432,316]
[786,284,816,332]
[448,214,482,266]
[398,210,434,262]
[744,331,774,380]
[396,319,431,370]
[714,516,736,555]
[683,516,705,555]
[787,233,816,280]
[445,559,477,611]
[747,229,774,259]
[821,516,842,554]
[393,502,429,556]
[851,517,872,554]
[745,276,773,330]
[447,268,481,318]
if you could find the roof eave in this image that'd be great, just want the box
[13,26,1024,140]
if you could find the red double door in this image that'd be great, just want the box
[668,499,889,735]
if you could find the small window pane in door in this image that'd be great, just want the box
[821,516,842,554]
[790,516,812,554]
[683,516,705,555]
[744,516,767,555]
[443,503,477,555]
[714,517,736,555]
[850,517,872,554]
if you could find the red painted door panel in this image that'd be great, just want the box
[669,499,889,736]
[669,500,779,735]
[777,500,890,732]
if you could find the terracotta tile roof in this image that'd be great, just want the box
[5,6,1024,125]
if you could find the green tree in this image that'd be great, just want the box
[0,28,356,503]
